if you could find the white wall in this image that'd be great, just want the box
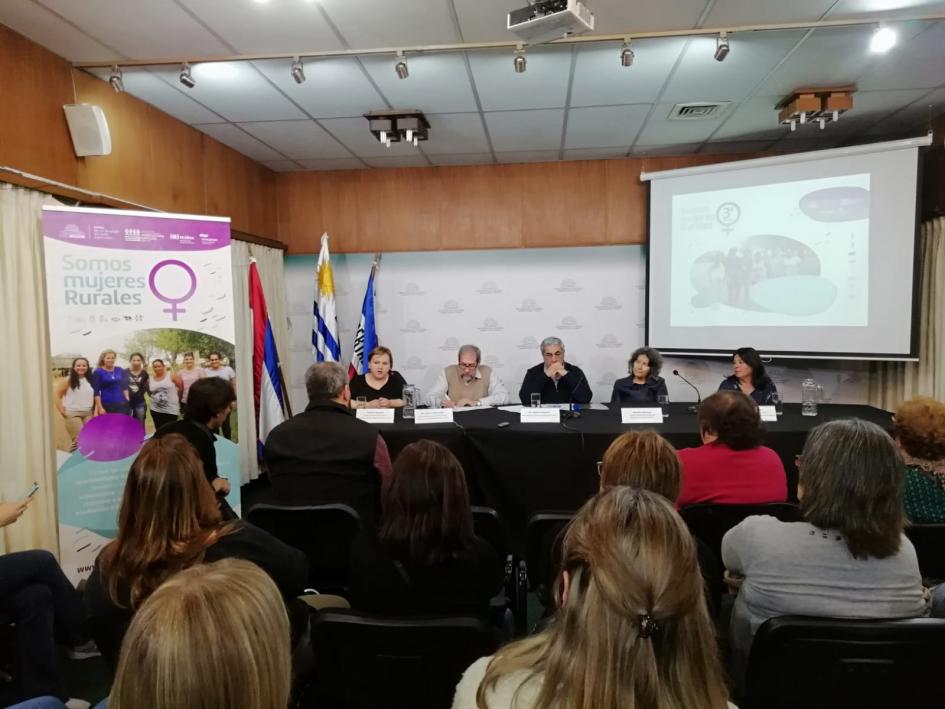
[284,246,872,414]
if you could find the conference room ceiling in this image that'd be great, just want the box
[3,0,945,171]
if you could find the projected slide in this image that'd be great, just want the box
[670,174,870,328]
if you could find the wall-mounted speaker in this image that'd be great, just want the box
[62,103,112,157]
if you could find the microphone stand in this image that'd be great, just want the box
[672,370,702,413]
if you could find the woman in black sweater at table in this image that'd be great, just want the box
[348,439,502,615]
[348,346,408,409]
[611,346,669,404]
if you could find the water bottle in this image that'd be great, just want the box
[801,378,824,417]
[402,385,419,419]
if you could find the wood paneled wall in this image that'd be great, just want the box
[0,24,277,240]
[276,153,755,254]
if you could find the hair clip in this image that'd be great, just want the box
[639,614,660,639]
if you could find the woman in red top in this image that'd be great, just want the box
[677,390,786,506]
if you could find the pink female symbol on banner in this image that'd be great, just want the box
[149,259,197,321]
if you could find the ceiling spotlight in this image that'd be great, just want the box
[513,44,527,74]
[291,56,305,84]
[108,65,124,93]
[714,32,730,62]
[620,40,634,67]
[394,51,409,80]
[179,62,195,88]
[870,26,897,53]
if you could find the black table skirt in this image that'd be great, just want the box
[378,403,892,553]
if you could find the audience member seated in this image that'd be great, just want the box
[610,346,668,404]
[84,435,308,669]
[102,559,291,709]
[348,440,502,615]
[599,430,722,614]
[348,346,407,408]
[0,498,91,709]
[518,336,592,406]
[452,488,734,709]
[722,419,928,687]
[893,396,945,523]
[265,362,393,524]
[677,390,787,506]
[717,346,778,405]
[154,377,235,518]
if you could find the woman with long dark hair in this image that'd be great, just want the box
[717,346,777,404]
[348,439,502,615]
[126,353,149,425]
[84,435,307,669]
[55,357,95,450]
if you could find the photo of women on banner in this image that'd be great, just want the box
[42,206,238,584]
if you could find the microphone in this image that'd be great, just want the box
[672,369,702,413]
[566,369,589,415]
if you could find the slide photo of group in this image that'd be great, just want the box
[51,328,237,454]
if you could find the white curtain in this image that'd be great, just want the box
[0,185,60,553]
[869,217,945,409]
[231,239,291,484]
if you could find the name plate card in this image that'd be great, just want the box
[520,408,561,424]
[758,405,778,422]
[356,409,395,424]
[414,408,455,425]
[621,408,664,424]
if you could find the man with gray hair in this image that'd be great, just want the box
[518,336,592,406]
[264,362,392,525]
[428,344,509,408]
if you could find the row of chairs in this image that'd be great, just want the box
[246,503,945,708]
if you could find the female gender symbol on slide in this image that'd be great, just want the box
[148,259,197,321]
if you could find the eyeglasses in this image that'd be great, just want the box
[458,362,478,369]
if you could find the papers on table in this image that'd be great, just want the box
[414,408,455,424]
[356,409,395,424]
[621,407,664,424]
[520,407,561,423]
[758,405,779,422]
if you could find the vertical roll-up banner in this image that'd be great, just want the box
[42,206,239,584]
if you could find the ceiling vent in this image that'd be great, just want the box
[668,102,731,120]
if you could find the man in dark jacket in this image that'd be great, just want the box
[518,336,593,406]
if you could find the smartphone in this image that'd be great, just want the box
[497,421,511,428]
[24,482,39,499]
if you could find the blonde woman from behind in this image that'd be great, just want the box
[452,487,734,709]
[107,558,291,709]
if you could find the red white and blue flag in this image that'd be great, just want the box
[249,258,287,458]
[348,256,380,379]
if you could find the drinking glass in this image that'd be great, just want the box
[356,396,367,408]
[770,392,783,416]
[530,393,541,408]
[657,394,669,418]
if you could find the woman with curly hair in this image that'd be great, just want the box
[893,396,945,523]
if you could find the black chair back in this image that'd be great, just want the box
[745,615,945,709]
[904,523,945,583]
[310,609,498,709]
[525,511,574,609]
[679,502,800,562]
[471,506,506,561]
[246,503,360,593]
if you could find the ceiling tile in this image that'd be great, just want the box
[252,57,385,119]
[38,0,229,59]
[469,47,573,111]
[421,113,491,155]
[564,105,650,149]
[829,1,945,20]
[700,140,777,153]
[495,151,561,164]
[260,160,305,172]
[570,38,689,108]
[318,116,429,157]
[562,147,629,160]
[318,0,459,47]
[706,0,838,26]
[428,153,496,166]
[452,0,523,42]
[634,103,731,145]
[711,97,791,141]
[484,109,565,152]
[194,123,286,162]
[237,120,351,159]
[630,143,704,156]
[362,155,431,168]
[0,0,120,62]
[360,53,478,113]
[856,21,945,90]
[146,63,306,122]
[87,68,225,124]
[661,31,808,104]
[588,0,709,33]
[177,0,345,54]
[296,158,367,170]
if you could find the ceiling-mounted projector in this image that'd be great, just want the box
[508,0,595,45]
